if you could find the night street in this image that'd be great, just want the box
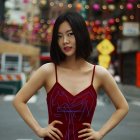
[0,88,140,140]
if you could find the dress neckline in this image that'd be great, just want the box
[47,82,97,98]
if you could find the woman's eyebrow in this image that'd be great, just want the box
[58,29,72,34]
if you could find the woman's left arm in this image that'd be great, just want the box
[97,66,129,138]
[78,66,129,140]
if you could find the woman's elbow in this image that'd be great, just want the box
[121,102,129,116]
[124,102,129,114]
[12,97,19,108]
[12,96,24,108]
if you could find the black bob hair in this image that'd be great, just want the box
[50,11,92,64]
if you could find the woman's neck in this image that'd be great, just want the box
[60,57,87,70]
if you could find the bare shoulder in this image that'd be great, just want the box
[30,62,55,82]
[38,62,55,74]
[95,65,110,77]
[95,65,113,82]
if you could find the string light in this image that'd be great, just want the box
[102,5,107,10]
[130,15,134,20]
[119,25,123,30]
[115,18,120,23]
[59,3,64,7]
[40,0,47,5]
[68,4,72,8]
[4,0,139,44]
[50,2,54,6]
[85,5,89,9]
[32,0,37,4]
[137,4,140,8]
[119,4,124,10]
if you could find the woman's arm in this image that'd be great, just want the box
[97,66,129,138]
[13,64,63,139]
[78,66,129,140]
[12,65,47,136]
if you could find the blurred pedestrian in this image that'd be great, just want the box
[13,11,129,140]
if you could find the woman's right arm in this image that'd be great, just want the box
[13,65,47,136]
[12,64,63,139]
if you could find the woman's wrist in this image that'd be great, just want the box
[98,130,105,140]
[34,126,43,137]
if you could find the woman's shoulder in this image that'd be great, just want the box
[94,65,110,77]
[37,62,55,75]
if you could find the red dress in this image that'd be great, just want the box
[45,65,97,140]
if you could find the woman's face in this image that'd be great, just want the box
[57,21,76,58]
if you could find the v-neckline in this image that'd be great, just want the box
[47,82,97,98]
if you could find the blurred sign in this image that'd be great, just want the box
[98,55,111,68]
[6,10,26,24]
[1,53,22,73]
[97,39,115,55]
[123,22,140,36]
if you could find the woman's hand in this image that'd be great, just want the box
[78,123,103,140]
[37,120,63,140]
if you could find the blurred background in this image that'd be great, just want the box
[0,0,140,140]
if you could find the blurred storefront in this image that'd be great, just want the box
[0,39,40,94]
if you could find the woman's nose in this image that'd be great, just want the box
[63,36,69,44]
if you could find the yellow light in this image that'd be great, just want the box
[115,18,120,23]
[122,16,128,21]
[102,5,107,10]
[59,3,64,7]
[41,33,46,38]
[137,4,140,8]
[119,5,124,10]
[85,5,89,9]
[40,0,47,5]
[68,4,72,8]
[32,0,37,4]
[50,2,54,6]
[130,15,134,20]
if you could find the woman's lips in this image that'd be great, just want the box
[63,46,72,52]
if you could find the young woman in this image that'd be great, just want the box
[13,11,129,140]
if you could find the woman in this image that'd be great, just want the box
[13,11,129,140]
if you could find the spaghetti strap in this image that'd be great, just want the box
[54,64,58,82]
[91,65,96,85]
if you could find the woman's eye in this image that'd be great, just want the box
[58,35,62,38]
[68,32,74,36]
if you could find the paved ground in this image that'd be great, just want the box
[0,85,140,140]
[118,84,140,101]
